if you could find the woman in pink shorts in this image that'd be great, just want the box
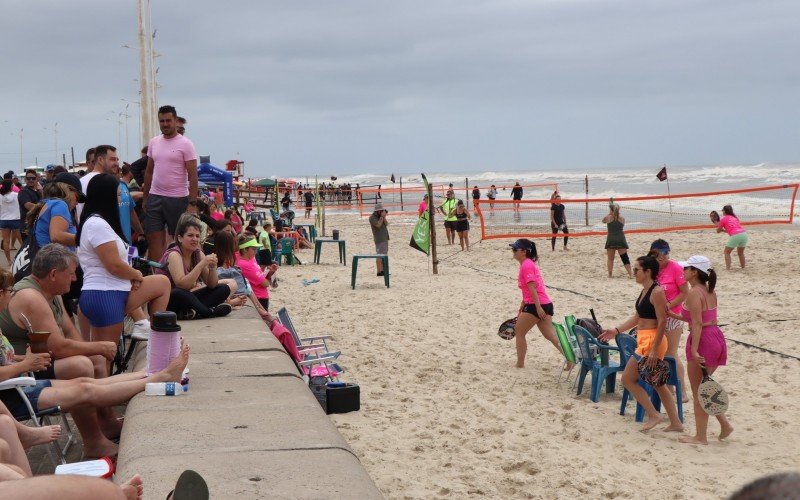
[677,255,733,445]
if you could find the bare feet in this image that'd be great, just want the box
[640,414,664,432]
[662,423,684,432]
[679,435,708,445]
[564,361,575,371]
[121,474,144,500]
[157,344,191,382]
[17,424,61,449]
[514,363,524,369]
[719,423,734,440]
[83,437,119,459]
[101,417,124,441]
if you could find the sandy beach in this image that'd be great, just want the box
[277,213,800,499]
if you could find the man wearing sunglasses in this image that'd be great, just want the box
[17,169,42,241]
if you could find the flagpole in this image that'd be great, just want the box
[664,164,673,216]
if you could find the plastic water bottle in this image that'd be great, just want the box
[146,312,181,376]
[145,382,185,396]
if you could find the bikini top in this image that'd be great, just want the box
[635,282,658,320]
[456,211,468,220]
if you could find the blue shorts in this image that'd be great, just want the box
[1,380,52,420]
[0,219,21,230]
[79,290,130,327]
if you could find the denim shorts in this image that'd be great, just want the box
[1,380,52,419]
[79,290,130,327]
[0,219,21,230]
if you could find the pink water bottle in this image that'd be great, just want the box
[146,311,182,376]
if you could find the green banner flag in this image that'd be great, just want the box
[409,175,431,255]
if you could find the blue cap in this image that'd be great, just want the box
[45,164,56,172]
[509,239,533,251]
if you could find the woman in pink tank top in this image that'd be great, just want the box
[675,255,733,445]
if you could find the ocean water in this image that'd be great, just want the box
[333,162,800,199]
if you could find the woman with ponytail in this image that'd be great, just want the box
[716,204,747,270]
[509,238,566,368]
[676,255,733,444]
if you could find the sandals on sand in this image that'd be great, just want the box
[166,470,209,500]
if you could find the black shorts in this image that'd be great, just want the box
[33,360,57,381]
[521,302,554,319]
[444,220,456,230]
[456,220,469,232]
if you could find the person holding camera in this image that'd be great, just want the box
[369,204,389,276]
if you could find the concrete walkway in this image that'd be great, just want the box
[114,308,382,499]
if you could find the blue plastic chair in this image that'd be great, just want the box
[275,238,297,266]
[573,325,622,403]
[617,334,684,423]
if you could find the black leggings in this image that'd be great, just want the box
[167,284,231,318]
[551,223,569,249]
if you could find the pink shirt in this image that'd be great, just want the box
[658,259,686,313]
[418,201,427,215]
[719,215,744,236]
[210,212,224,221]
[518,259,551,305]
[236,254,268,299]
[148,134,197,197]
[11,185,19,193]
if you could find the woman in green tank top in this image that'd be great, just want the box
[602,204,633,278]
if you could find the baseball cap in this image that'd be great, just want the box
[509,239,533,251]
[45,164,56,172]
[374,203,385,212]
[53,172,86,203]
[677,255,712,275]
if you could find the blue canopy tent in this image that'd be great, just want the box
[197,162,234,206]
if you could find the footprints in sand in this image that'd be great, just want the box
[500,460,540,476]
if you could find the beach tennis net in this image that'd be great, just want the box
[474,184,800,240]
[357,182,558,217]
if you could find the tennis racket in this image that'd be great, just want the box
[698,366,728,415]
[497,317,517,340]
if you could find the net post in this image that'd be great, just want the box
[427,176,438,275]
[465,177,470,211]
[399,177,404,211]
[584,175,589,226]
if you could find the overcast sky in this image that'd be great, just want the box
[1,0,798,177]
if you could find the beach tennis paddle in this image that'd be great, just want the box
[698,366,728,415]
[710,211,720,224]
[497,317,517,340]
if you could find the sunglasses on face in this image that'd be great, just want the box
[25,177,36,181]
[633,267,642,273]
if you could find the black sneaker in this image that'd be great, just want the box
[211,303,232,317]
[177,309,197,321]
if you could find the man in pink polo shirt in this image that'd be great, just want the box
[142,105,198,262]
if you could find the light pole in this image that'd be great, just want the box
[122,98,142,152]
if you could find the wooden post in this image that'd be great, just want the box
[584,175,589,226]
[465,178,469,210]
[399,177,404,211]
[428,179,438,275]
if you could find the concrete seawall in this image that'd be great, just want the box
[114,310,383,499]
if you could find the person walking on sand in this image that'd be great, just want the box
[511,182,523,212]
[510,239,567,369]
[418,194,428,216]
[602,203,633,278]
[599,255,683,433]
[550,192,568,251]
[369,203,389,276]
[438,190,458,245]
[715,205,748,270]
[454,200,471,251]
[673,255,733,444]
[649,239,689,403]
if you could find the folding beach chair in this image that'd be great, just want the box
[0,376,75,466]
[276,307,337,355]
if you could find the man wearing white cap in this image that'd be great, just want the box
[369,203,389,276]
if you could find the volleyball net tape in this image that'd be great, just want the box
[474,184,800,240]
[357,182,559,217]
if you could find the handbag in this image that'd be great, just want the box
[11,208,46,282]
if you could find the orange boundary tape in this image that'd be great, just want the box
[474,183,800,240]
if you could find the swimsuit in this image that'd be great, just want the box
[680,290,728,367]
[635,283,658,320]
[634,284,667,358]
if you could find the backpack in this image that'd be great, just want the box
[576,318,603,339]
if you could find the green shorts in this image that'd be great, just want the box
[726,232,748,248]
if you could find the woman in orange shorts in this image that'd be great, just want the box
[600,255,683,432]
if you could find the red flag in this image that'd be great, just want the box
[390,173,396,183]
[656,166,668,182]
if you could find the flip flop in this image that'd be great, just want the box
[167,469,209,500]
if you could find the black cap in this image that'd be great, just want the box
[53,172,86,203]
[509,238,533,251]
[152,311,181,332]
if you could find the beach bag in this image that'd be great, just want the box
[12,221,44,283]
[638,357,670,387]
[577,318,606,345]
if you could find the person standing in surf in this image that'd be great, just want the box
[510,182,523,212]
[510,239,566,368]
